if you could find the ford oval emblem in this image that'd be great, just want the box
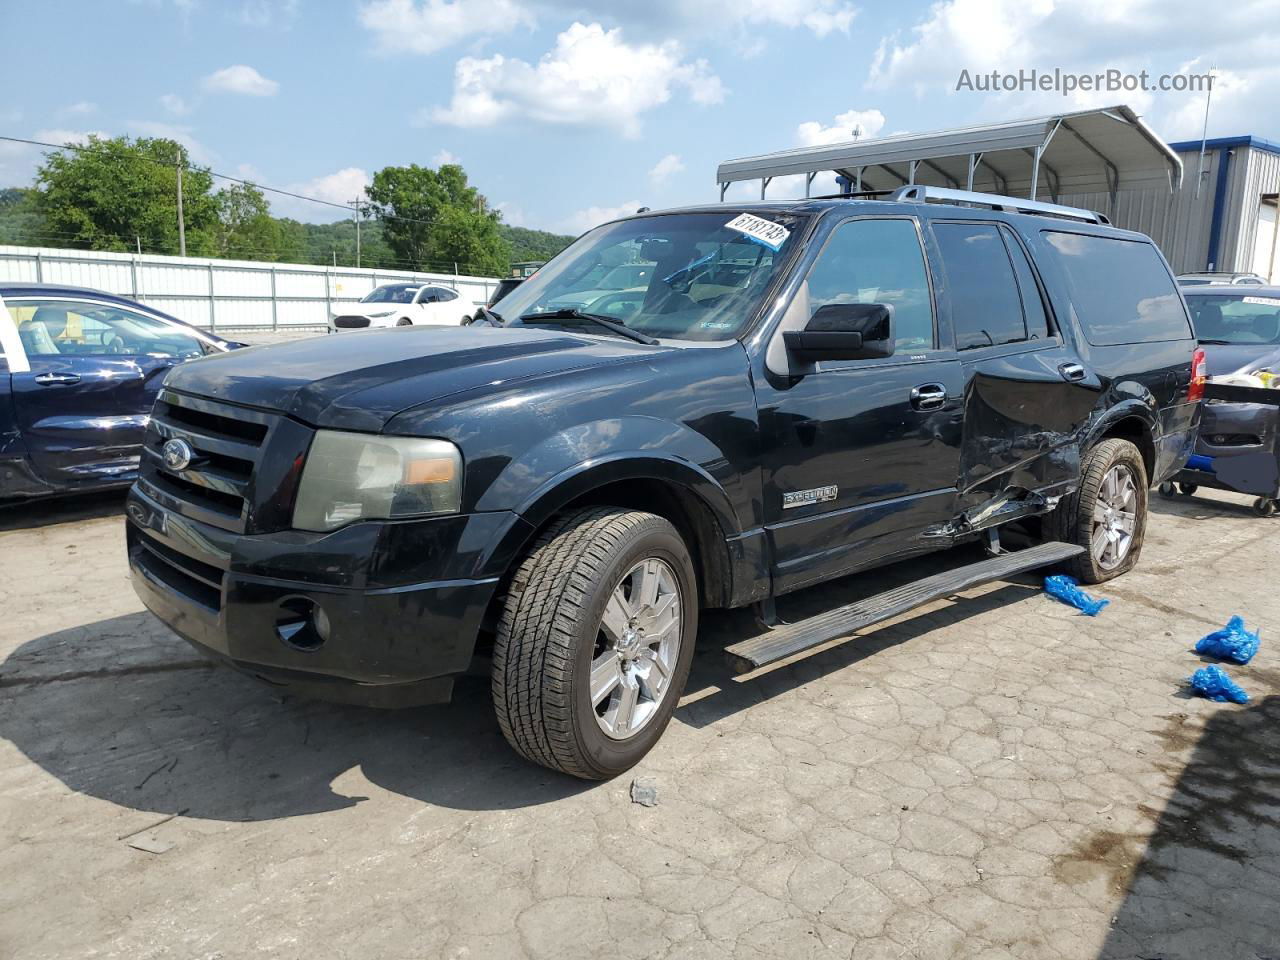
[162,437,195,472]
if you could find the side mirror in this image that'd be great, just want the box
[784,302,895,361]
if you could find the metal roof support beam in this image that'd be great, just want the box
[804,171,816,198]
[719,182,729,201]
[760,176,773,200]
[878,164,910,186]
[922,159,959,188]
[855,167,864,192]
[1029,146,1042,200]
[978,156,1010,195]
[1025,148,1062,203]
[966,153,982,191]
[1061,120,1120,206]
[908,159,919,185]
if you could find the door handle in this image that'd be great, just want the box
[1059,362,1087,382]
[910,382,948,411]
[33,372,81,386]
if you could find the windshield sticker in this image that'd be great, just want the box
[725,213,791,251]
[1242,296,1280,306]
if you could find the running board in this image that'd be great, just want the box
[725,541,1084,672]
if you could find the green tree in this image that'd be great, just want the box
[365,162,508,275]
[500,224,575,264]
[35,135,217,255]
[0,187,46,246]
[213,181,300,261]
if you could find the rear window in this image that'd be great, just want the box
[1042,232,1191,345]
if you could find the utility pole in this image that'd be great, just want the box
[348,199,362,268]
[176,150,187,256]
[1195,66,1216,200]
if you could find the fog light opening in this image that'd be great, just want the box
[276,596,330,651]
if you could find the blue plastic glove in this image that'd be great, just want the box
[1044,575,1110,616]
[1188,665,1249,704]
[1195,616,1260,665]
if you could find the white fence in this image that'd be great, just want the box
[0,244,504,331]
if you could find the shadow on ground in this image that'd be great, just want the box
[0,489,127,532]
[1083,688,1280,959]
[1150,488,1273,522]
[0,543,1042,823]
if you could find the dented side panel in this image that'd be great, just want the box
[956,345,1103,512]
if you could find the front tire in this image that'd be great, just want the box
[1052,438,1149,584]
[492,507,698,780]
[396,317,412,327]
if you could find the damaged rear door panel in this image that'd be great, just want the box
[924,218,1102,529]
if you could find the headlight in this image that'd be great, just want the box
[292,431,462,532]
[368,310,396,318]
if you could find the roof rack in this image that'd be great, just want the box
[888,185,1110,225]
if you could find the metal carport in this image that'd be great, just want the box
[716,105,1182,209]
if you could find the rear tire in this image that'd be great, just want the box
[1051,438,1149,584]
[492,507,698,780]
[396,317,412,326]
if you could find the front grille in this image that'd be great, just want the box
[129,525,225,613]
[333,315,371,328]
[138,391,276,533]
[1204,433,1263,447]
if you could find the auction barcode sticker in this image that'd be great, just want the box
[1242,296,1280,306]
[725,213,791,251]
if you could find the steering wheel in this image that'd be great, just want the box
[106,335,129,355]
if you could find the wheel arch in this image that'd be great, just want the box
[1087,404,1158,481]
[508,457,741,610]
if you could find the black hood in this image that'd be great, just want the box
[1202,342,1280,378]
[164,326,668,431]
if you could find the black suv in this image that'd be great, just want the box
[126,188,1201,779]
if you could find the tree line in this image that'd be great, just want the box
[0,135,575,277]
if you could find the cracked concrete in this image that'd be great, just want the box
[0,487,1277,959]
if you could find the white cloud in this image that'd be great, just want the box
[239,0,299,27]
[648,153,685,186]
[559,199,645,235]
[34,128,107,149]
[796,108,886,147]
[61,101,97,116]
[159,93,191,116]
[358,0,533,55]
[433,148,460,166]
[867,0,1279,140]
[202,64,279,97]
[0,128,108,186]
[268,167,372,221]
[495,201,527,227]
[433,22,724,138]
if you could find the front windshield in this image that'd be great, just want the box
[501,211,806,342]
[362,284,419,304]
[1187,294,1280,344]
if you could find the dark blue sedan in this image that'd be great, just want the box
[0,283,242,500]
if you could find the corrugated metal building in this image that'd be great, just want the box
[1061,136,1280,279]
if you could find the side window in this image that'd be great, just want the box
[802,218,934,353]
[11,299,206,358]
[417,288,438,303]
[932,222,1028,350]
[438,288,459,302]
[1042,232,1192,345]
[999,226,1050,340]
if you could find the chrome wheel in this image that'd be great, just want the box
[590,557,682,740]
[1092,464,1138,570]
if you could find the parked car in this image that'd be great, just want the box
[328,282,471,332]
[126,189,1200,780]
[0,283,240,500]
[1167,286,1280,502]
[1177,271,1267,286]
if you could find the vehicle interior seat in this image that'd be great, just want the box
[18,307,69,355]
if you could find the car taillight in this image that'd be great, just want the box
[1188,347,1207,403]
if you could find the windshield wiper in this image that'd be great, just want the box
[1197,338,1233,345]
[518,309,659,345]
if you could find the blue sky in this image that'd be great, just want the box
[0,0,1275,234]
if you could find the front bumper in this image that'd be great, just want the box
[126,485,528,707]
[1173,400,1280,498]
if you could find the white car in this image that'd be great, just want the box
[329,283,473,332]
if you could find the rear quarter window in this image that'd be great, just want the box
[1042,232,1192,345]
